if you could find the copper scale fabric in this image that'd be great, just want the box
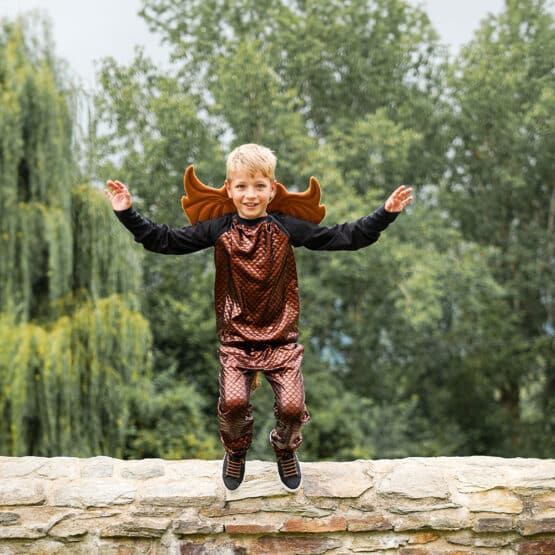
[214,217,309,455]
[214,217,300,345]
[217,343,310,455]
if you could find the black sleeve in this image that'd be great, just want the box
[279,205,399,251]
[114,207,226,254]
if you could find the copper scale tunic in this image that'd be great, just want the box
[114,205,398,455]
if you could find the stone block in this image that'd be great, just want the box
[173,517,224,535]
[139,479,218,507]
[0,513,20,526]
[472,516,514,532]
[218,511,287,534]
[202,496,335,518]
[13,539,92,555]
[47,518,89,540]
[80,456,115,478]
[0,480,45,506]
[347,515,393,532]
[400,549,470,555]
[100,517,171,538]
[52,480,136,508]
[34,458,81,480]
[377,460,451,501]
[387,498,460,515]
[351,533,410,552]
[13,506,81,535]
[120,460,165,480]
[302,460,373,498]
[446,530,513,548]
[225,522,279,534]
[165,459,221,481]
[408,532,441,545]
[392,507,471,531]
[0,457,45,478]
[461,488,523,514]
[240,535,343,554]
[349,488,377,512]
[179,540,246,555]
[0,526,45,540]
[281,516,346,533]
[533,491,555,509]
[518,517,555,535]
[516,539,555,554]
[99,540,160,554]
[454,457,555,493]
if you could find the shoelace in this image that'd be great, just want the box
[279,454,299,478]
[226,457,243,479]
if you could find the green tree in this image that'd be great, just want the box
[445,0,555,455]
[0,17,154,457]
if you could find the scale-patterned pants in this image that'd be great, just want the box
[217,343,310,456]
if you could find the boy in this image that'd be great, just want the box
[105,144,413,492]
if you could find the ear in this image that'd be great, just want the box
[224,180,232,198]
[270,180,277,200]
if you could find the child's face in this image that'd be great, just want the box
[225,167,277,220]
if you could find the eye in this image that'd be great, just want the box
[256,183,266,189]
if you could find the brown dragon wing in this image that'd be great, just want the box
[268,177,326,224]
[181,165,235,224]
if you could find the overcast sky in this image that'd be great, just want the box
[1,0,552,91]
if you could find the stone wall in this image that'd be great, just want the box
[0,456,554,554]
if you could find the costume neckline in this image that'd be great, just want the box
[233,214,271,226]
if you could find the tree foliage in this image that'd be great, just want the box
[445,0,555,454]
[0,17,157,457]
[2,0,554,459]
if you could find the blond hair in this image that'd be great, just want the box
[226,144,277,181]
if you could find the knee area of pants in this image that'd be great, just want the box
[219,398,250,415]
[277,402,306,421]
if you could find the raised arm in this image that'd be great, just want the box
[105,179,221,255]
[279,185,413,251]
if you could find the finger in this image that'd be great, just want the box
[106,180,123,193]
[397,189,413,201]
[106,180,125,192]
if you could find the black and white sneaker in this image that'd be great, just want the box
[275,449,302,492]
[222,453,246,490]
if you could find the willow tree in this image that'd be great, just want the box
[0,16,152,457]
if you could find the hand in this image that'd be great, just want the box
[384,185,413,213]
[105,180,132,211]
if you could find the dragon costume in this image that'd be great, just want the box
[114,166,397,457]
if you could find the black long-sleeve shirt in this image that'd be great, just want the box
[115,206,398,345]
